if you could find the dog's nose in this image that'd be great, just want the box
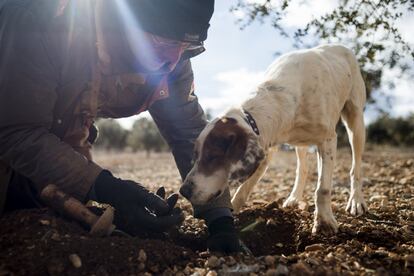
[179,182,193,200]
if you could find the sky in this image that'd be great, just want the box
[117,0,414,129]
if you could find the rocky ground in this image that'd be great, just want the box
[0,147,413,275]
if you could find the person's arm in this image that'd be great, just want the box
[149,60,241,252]
[0,4,102,200]
[149,60,207,179]
[149,60,233,213]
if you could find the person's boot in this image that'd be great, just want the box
[207,216,242,253]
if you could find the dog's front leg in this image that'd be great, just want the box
[231,154,271,213]
[312,136,338,235]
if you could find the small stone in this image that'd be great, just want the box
[291,261,312,275]
[405,254,414,268]
[305,243,324,252]
[51,233,60,241]
[226,256,237,266]
[266,219,277,226]
[306,257,319,266]
[264,255,275,266]
[138,263,145,271]
[276,243,283,248]
[402,225,413,235]
[324,252,335,262]
[388,252,400,260]
[183,265,193,275]
[199,251,210,258]
[138,249,147,263]
[265,268,278,276]
[206,256,220,269]
[350,219,359,225]
[39,219,50,226]
[68,254,82,268]
[298,201,308,211]
[193,267,207,276]
[353,261,361,269]
[149,265,159,273]
[369,195,387,202]
[206,271,217,276]
[279,255,288,264]
[274,264,289,275]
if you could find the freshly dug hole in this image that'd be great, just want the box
[235,201,301,256]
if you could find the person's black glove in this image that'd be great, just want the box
[92,170,184,234]
[207,216,242,253]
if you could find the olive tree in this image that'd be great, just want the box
[127,118,168,156]
[95,119,128,150]
[231,0,414,108]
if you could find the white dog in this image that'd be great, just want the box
[180,44,367,235]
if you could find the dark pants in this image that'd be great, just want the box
[4,171,42,213]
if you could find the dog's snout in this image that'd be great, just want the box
[179,182,194,199]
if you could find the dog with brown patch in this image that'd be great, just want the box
[180,44,367,235]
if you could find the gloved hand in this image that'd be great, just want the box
[92,170,184,234]
[207,216,242,253]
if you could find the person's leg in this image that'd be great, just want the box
[0,161,12,215]
[4,171,42,212]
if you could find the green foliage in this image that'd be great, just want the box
[127,118,168,154]
[232,0,414,106]
[95,119,128,150]
[367,113,414,146]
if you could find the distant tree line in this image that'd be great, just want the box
[94,110,215,154]
[95,113,413,154]
[337,113,414,147]
[94,118,168,156]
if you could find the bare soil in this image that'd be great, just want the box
[1,147,413,275]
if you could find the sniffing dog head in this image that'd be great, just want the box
[180,117,265,205]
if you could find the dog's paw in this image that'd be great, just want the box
[312,213,338,236]
[231,199,243,214]
[346,191,368,216]
[283,196,300,208]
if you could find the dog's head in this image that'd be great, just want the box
[180,116,265,205]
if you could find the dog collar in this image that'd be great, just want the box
[243,110,260,135]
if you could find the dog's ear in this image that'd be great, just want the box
[202,117,248,162]
[229,134,265,182]
[212,118,248,161]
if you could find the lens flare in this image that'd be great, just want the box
[113,0,160,72]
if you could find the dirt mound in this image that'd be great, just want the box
[236,201,300,256]
[0,209,198,275]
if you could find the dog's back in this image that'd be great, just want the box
[254,44,366,145]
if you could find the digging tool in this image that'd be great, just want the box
[40,184,116,237]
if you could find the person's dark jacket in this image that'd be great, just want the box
[0,0,207,209]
